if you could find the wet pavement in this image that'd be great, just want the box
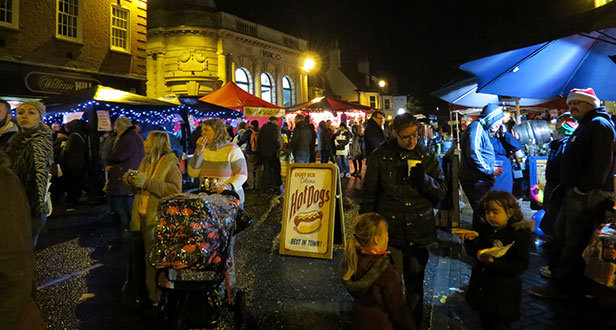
[34,174,616,329]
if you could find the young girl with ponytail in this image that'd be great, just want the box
[341,213,416,330]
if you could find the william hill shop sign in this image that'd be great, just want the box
[26,72,100,95]
[280,163,345,259]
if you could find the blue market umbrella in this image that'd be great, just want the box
[459,27,616,101]
[431,77,553,107]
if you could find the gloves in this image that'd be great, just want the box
[409,163,425,185]
[132,172,148,189]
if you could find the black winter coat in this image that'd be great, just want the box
[359,141,447,247]
[343,253,416,330]
[106,126,144,196]
[257,122,282,159]
[289,121,316,160]
[363,119,385,156]
[464,220,533,321]
[61,120,89,172]
[561,108,616,192]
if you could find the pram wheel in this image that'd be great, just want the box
[159,288,223,329]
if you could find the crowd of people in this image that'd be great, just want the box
[343,87,616,330]
[2,86,615,329]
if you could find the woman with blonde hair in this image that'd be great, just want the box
[7,101,53,246]
[123,130,182,307]
[188,118,247,202]
[341,213,415,330]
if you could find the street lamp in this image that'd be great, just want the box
[378,79,386,88]
[302,58,315,72]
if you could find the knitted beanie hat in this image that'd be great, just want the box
[556,112,579,136]
[566,88,600,108]
[19,101,46,119]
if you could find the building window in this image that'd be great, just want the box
[234,67,251,93]
[111,5,130,52]
[369,95,376,108]
[282,76,294,106]
[0,0,18,29]
[384,98,391,110]
[261,72,274,103]
[57,0,81,41]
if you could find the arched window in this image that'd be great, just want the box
[282,76,294,106]
[261,72,274,103]
[235,67,251,93]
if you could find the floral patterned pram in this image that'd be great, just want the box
[149,193,239,273]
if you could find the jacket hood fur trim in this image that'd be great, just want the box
[343,254,391,297]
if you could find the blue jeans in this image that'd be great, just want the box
[109,195,135,230]
[32,214,47,247]
[336,155,350,174]
[294,154,311,163]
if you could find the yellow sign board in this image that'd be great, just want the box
[279,163,343,259]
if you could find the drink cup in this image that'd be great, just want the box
[494,160,504,172]
[407,160,422,176]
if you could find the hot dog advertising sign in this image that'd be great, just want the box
[280,163,342,259]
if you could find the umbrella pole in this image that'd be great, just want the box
[516,100,521,123]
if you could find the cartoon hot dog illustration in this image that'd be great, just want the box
[294,211,323,234]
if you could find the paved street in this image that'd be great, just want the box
[34,176,616,329]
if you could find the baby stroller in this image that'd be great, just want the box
[149,191,249,329]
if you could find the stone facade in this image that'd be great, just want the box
[147,4,309,106]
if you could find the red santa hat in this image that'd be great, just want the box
[566,88,601,108]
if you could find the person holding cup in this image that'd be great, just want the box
[187,119,248,203]
[123,130,182,307]
[359,112,447,326]
[459,103,507,229]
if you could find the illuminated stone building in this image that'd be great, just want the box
[147,0,310,106]
[0,0,148,103]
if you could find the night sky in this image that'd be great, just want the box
[216,0,595,115]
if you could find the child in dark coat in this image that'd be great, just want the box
[457,190,533,330]
[341,213,416,330]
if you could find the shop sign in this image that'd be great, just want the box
[25,71,100,95]
[97,111,112,131]
[244,106,285,118]
[261,49,282,61]
[280,163,344,259]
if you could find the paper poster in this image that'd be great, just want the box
[97,110,112,131]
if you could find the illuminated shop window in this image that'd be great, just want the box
[111,5,130,52]
[282,76,294,106]
[0,0,18,29]
[261,72,274,103]
[595,0,613,8]
[235,67,251,93]
[57,0,81,41]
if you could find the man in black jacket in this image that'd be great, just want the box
[531,88,616,299]
[360,113,447,325]
[258,116,283,192]
[363,110,385,157]
[289,114,316,163]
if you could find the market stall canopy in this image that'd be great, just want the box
[285,96,374,113]
[459,27,616,100]
[44,85,177,112]
[198,81,284,117]
[176,96,242,119]
[431,77,554,108]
